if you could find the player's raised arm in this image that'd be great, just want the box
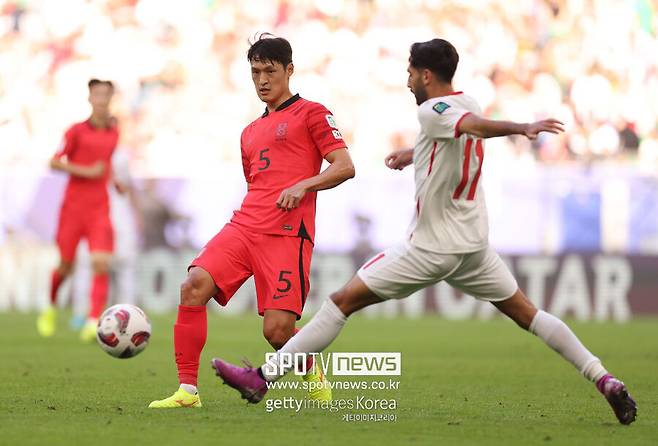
[456,114,564,140]
[276,148,354,211]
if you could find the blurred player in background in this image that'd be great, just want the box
[37,79,118,343]
[149,34,355,409]
[71,147,139,328]
[213,39,637,425]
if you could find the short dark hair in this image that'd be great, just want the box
[88,79,114,91]
[409,39,459,83]
[247,33,293,67]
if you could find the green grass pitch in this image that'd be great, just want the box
[1,312,656,445]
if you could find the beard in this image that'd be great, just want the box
[413,82,428,105]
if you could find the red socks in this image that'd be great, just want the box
[89,273,109,319]
[174,305,207,386]
[50,270,64,305]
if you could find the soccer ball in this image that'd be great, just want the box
[96,304,152,359]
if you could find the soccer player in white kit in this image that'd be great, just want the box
[212,39,637,425]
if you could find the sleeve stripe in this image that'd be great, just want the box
[454,112,472,138]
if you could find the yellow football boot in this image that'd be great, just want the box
[303,362,332,401]
[79,319,98,343]
[36,306,57,338]
[148,388,202,409]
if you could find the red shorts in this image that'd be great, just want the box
[56,205,114,262]
[190,223,313,319]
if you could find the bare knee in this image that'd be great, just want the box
[329,276,383,317]
[58,261,74,277]
[180,268,215,306]
[493,289,538,331]
[263,323,295,350]
[91,259,110,275]
[330,289,352,315]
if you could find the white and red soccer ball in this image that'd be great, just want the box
[96,304,152,358]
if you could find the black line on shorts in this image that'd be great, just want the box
[298,236,306,310]
[297,219,311,310]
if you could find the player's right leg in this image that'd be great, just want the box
[38,211,81,337]
[79,251,113,343]
[79,212,114,342]
[37,260,73,337]
[148,266,215,409]
[149,223,253,409]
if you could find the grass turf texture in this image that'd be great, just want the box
[1,312,656,446]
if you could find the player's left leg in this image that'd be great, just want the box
[448,247,637,425]
[262,309,297,350]
[233,231,334,400]
[493,290,637,425]
[211,274,382,403]
[261,309,332,400]
[80,212,114,342]
[78,251,112,342]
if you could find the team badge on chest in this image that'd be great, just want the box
[275,122,288,141]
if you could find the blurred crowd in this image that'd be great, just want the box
[1,0,657,177]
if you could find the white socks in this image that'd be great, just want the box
[257,304,608,384]
[530,310,607,382]
[261,299,347,381]
[179,384,198,395]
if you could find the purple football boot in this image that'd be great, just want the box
[211,358,268,403]
[596,374,637,425]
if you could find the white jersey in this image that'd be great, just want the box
[407,92,489,253]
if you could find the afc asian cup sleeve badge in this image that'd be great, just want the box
[325,114,338,129]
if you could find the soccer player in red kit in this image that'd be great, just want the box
[37,79,118,343]
[148,35,355,408]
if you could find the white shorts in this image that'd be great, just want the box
[357,244,517,302]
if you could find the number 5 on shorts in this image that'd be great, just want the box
[277,270,292,293]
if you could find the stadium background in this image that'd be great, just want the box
[1,2,658,445]
[1,0,657,320]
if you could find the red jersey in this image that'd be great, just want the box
[231,94,347,241]
[54,120,119,211]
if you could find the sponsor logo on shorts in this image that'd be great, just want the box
[282,224,293,231]
[273,294,288,300]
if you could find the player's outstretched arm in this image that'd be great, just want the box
[276,148,354,211]
[457,114,564,140]
[50,157,106,179]
[385,148,414,170]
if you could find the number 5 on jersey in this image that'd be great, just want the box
[258,148,271,171]
[453,138,484,201]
